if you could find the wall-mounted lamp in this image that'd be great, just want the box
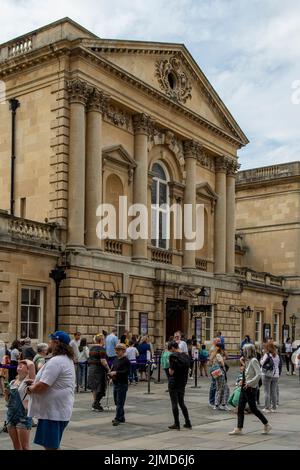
[93,290,126,310]
[229,305,253,318]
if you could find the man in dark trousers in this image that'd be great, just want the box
[168,341,192,430]
[108,343,130,426]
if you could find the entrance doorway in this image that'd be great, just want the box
[166,299,188,341]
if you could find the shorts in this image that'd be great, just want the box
[34,419,69,449]
[7,416,32,430]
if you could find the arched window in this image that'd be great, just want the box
[151,162,169,249]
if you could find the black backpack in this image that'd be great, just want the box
[262,354,275,377]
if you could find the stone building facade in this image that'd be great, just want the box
[0,18,287,352]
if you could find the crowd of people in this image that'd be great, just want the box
[0,328,299,449]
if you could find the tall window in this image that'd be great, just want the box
[115,296,129,339]
[151,162,169,249]
[204,313,212,342]
[273,313,279,342]
[255,311,262,343]
[20,287,43,340]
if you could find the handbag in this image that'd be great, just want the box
[228,386,241,407]
[209,364,223,378]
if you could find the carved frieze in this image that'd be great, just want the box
[226,158,240,176]
[155,56,192,104]
[103,104,133,132]
[197,149,215,172]
[183,140,203,159]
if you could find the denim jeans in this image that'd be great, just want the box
[78,362,88,387]
[113,383,128,422]
[129,363,138,383]
[263,376,278,409]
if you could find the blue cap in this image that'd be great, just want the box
[49,331,71,345]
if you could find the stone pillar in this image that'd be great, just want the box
[226,159,239,273]
[132,113,152,261]
[214,156,227,273]
[183,140,199,269]
[67,79,90,247]
[85,89,109,250]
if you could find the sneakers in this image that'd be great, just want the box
[229,428,243,435]
[220,405,230,411]
[212,405,219,410]
[168,424,180,430]
[262,408,271,413]
[112,420,121,426]
[112,418,125,423]
[271,408,277,413]
[183,423,192,429]
[262,423,272,434]
[92,404,104,412]
[286,372,291,375]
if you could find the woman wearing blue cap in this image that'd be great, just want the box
[26,331,75,450]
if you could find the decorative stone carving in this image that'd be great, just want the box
[215,155,228,172]
[197,149,215,172]
[226,158,240,176]
[103,104,133,132]
[183,140,202,159]
[155,56,192,104]
[87,88,109,113]
[67,79,91,105]
[132,113,153,135]
[148,128,185,173]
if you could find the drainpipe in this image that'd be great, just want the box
[49,267,67,331]
[9,98,20,216]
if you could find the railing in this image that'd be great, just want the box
[104,239,123,255]
[196,258,208,271]
[0,212,61,249]
[8,37,33,57]
[237,162,300,184]
[235,266,284,288]
[151,248,173,264]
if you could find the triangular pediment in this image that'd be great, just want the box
[82,39,248,146]
[102,145,136,169]
[196,182,218,201]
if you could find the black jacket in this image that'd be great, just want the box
[111,356,130,384]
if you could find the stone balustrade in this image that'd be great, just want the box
[195,258,208,271]
[151,248,173,264]
[235,266,284,288]
[104,239,123,255]
[0,211,62,250]
[237,162,300,185]
[8,37,33,57]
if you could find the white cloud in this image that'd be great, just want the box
[1,0,300,170]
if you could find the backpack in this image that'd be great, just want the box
[262,354,275,378]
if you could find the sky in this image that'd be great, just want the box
[1,0,300,170]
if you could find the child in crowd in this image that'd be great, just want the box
[4,359,35,450]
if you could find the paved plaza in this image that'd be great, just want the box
[1,367,299,450]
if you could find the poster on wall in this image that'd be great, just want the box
[139,312,148,336]
[263,323,271,341]
[195,318,201,344]
[282,324,290,343]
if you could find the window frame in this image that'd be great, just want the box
[151,162,170,250]
[115,296,130,339]
[20,286,44,341]
[273,312,279,343]
[255,310,262,343]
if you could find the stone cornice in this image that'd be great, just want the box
[0,39,245,148]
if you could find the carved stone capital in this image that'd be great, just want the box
[215,155,228,173]
[183,140,202,159]
[87,88,109,113]
[226,158,240,176]
[132,113,153,135]
[67,79,91,105]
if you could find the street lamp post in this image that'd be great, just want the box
[290,314,298,342]
[282,298,288,344]
[49,267,67,331]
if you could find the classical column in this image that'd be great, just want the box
[214,156,227,273]
[183,140,199,269]
[226,159,240,273]
[132,113,152,261]
[85,88,109,250]
[67,79,90,247]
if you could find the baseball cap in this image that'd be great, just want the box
[49,331,71,345]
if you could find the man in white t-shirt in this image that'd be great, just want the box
[174,331,188,355]
[69,332,81,363]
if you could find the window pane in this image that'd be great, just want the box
[151,181,157,204]
[152,163,166,180]
[21,306,28,322]
[29,307,39,323]
[21,289,29,305]
[159,182,167,205]
[31,290,40,306]
[20,323,28,339]
[159,212,167,249]
[151,207,157,246]
[29,323,38,339]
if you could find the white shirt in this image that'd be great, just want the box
[69,339,80,362]
[28,355,75,421]
[178,340,188,354]
[10,348,20,361]
[78,346,89,363]
[285,343,293,353]
[126,347,139,363]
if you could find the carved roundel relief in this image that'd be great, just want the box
[155,56,192,104]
